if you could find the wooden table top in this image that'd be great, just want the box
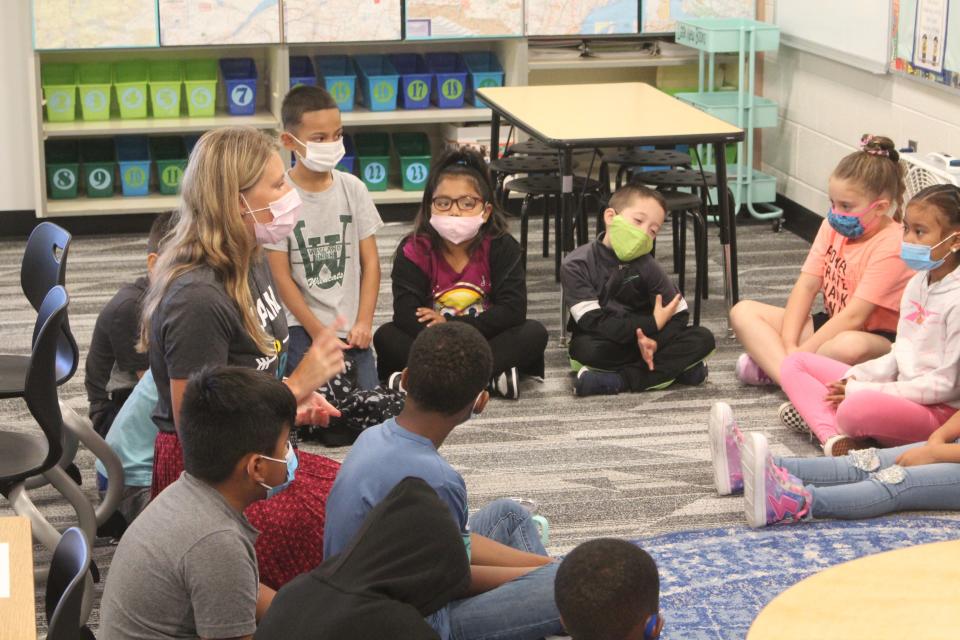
[0,517,36,640]
[477,82,743,147]
[748,539,960,639]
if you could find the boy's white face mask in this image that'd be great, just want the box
[290,134,345,173]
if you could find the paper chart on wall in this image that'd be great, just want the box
[914,0,949,72]
[32,0,159,49]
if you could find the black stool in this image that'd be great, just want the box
[505,174,608,280]
[603,149,693,189]
[489,154,561,206]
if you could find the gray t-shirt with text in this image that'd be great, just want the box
[264,170,383,337]
[99,472,260,639]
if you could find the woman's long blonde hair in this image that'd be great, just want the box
[140,127,277,354]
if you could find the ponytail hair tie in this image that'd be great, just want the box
[860,133,891,158]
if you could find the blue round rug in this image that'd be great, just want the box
[635,516,960,639]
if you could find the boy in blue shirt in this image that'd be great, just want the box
[324,323,564,640]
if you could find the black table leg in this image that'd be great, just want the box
[713,141,739,326]
[489,113,501,162]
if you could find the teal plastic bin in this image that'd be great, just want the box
[314,55,357,112]
[355,133,391,191]
[116,136,151,196]
[393,133,431,191]
[675,18,780,53]
[149,60,183,118]
[184,59,218,117]
[354,55,399,112]
[45,140,80,199]
[675,91,778,129]
[462,52,504,107]
[80,138,116,198]
[151,137,188,195]
[41,63,77,123]
[114,60,149,119]
[78,62,112,121]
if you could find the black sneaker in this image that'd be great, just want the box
[387,371,404,392]
[574,368,625,397]
[490,367,520,400]
[677,362,708,386]
[778,402,810,435]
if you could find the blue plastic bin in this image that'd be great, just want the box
[425,53,468,109]
[289,56,317,89]
[389,54,432,110]
[336,134,356,174]
[462,52,504,107]
[220,58,258,116]
[115,136,152,197]
[314,55,357,112]
[353,54,399,112]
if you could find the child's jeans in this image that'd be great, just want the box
[780,352,957,446]
[287,325,379,390]
[777,442,960,519]
[427,499,564,640]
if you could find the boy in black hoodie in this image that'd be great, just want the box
[561,183,716,396]
[255,477,470,639]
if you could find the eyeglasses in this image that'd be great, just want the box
[432,196,483,212]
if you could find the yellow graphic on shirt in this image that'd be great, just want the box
[434,283,486,318]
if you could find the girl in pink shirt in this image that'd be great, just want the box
[730,135,913,388]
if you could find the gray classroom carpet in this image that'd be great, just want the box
[0,214,823,633]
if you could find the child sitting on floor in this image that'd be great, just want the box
[777,183,960,455]
[561,183,715,396]
[555,538,663,640]
[710,402,960,528]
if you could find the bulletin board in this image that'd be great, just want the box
[892,0,960,91]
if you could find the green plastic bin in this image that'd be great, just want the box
[675,91,778,129]
[80,138,116,198]
[149,60,183,118]
[184,59,218,117]
[355,133,391,191]
[41,63,77,123]
[675,18,780,54]
[45,140,80,199]
[78,62,112,121]
[151,137,188,195]
[393,132,431,191]
[114,60,149,119]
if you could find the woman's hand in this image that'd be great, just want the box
[416,307,447,327]
[295,391,341,427]
[286,321,346,400]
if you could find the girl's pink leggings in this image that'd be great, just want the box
[780,352,957,446]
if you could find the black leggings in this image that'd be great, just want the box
[569,326,716,391]
[374,320,548,382]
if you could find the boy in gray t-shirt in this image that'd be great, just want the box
[267,86,383,389]
[99,366,297,639]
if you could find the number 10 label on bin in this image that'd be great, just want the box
[124,167,147,188]
[364,163,386,184]
[405,163,427,185]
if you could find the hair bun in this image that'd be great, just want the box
[860,134,899,162]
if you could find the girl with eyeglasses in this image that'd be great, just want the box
[373,148,548,399]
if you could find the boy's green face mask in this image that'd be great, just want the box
[608,214,654,262]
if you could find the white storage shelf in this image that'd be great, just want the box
[43,111,280,137]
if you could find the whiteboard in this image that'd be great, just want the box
[775,0,893,74]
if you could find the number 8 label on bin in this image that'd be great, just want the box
[52,169,76,190]
[364,163,385,184]
[405,163,427,186]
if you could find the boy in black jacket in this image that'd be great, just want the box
[561,184,715,396]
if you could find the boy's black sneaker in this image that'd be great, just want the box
[490,367,519,400]
[574,368,626,397]
[677,362,708,386]
[386,371,404,392]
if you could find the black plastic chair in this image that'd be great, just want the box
[45,527,95,640]
[0,222,78,398]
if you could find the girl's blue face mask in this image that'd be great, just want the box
[827,200,884,239]
[901,232,959,271]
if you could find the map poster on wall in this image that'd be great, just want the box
[159,0,281,46]
[33,0,159,49]
[913,0,949,72]
[285,0,401,42]
[406,0,523,39]
[642,0,755,34]
[525,0,638,36]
